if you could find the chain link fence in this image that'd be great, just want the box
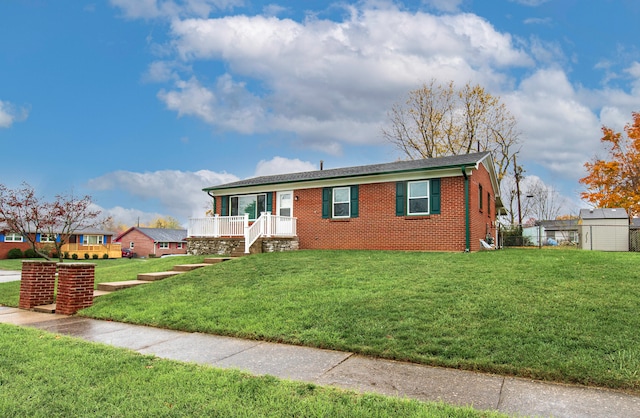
[500,223,639,251]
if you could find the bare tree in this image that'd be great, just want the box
[382,79,521,184]
[524,179,565,221]
[500,174,578,225]
[0,183,109,261]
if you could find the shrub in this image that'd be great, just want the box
[92,254,99,259]
[84,253,90,260]
[72,253,78,260]
[24,248,38,258]
[102,253,109,259]
[7,248,23,259]
[64,252,70,259]
[50,252,59,259]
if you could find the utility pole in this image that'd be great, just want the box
[514,155,523,226]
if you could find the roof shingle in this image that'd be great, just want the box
[204,152,491,191]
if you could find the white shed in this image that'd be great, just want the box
[579,208,629,251]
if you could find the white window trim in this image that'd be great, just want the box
[177,243,183,249]
[5,232,23,242]
[40,234,55,243]
[83,235,104,245]
[407,180,430,215]
[332,187,351,218]
[159,242,169,249]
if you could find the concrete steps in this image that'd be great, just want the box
[203,257,233,264]
[34,256,239,312]
[172,263,211,271]
[97,280,151,291]
[96,257,235,293]
[136,271,182,281]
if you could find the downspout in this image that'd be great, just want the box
[207,191,216,214]
[461,166,470,252]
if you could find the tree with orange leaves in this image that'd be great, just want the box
[579,112,640,217]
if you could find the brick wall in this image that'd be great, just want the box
[18,260,57,309]
[467,163,498,251]
[293,178,469,251]
[0,242,31,259]
[55,263,95,315]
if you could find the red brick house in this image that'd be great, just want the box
[190,152,501,253]
[115,227,188,258]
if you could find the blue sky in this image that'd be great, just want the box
[1,0,639,226]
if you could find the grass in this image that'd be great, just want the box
[0,324,503,417]
[2,249,639,394]
[0,255,210,307]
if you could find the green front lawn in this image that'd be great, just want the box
[2,249,639,393]
[0,324,502,417]
[0,255,210,307]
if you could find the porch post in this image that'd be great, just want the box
[265,212,272,237]
[213,214,220,237]
[243,213,249,245]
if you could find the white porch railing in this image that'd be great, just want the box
[188,213,297,253]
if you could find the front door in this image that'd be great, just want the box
[276,191,294,235]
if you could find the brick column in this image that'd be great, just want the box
[56,263,95,315]
[19,260,58,309]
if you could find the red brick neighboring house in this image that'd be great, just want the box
[115,227,188,258]
[198,152,502,252]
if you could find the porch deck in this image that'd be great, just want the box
[188,213,297,254]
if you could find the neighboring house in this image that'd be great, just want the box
[191,152,501,253]
[115,227,188,258]
[578,208,629,251]
[0,228,121,259]
[523,219,578,246]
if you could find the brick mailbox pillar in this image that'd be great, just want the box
[19,260,58,309]
[56,263,96,315]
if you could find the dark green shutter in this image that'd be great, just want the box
[430,178,441,214]
[350,185,359,218]
[396,181,406,216]
[221,196,228,216]
[266,192,273,212]
[322,188,331,218]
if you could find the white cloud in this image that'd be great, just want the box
[505,69,601,178]
[87,169,239,222]
[114,1,640,204]
[158,75,266,133]
[100,205,167,229]
[110,0,242,20]
[0,100,29,128]
[253,157,317,177]
[157,6,531,153]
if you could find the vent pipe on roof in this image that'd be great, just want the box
[320,160,324,170]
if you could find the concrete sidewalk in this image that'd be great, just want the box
[1,306,638,418]
[0,270,21,283]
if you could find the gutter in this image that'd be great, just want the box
[461,166,470,252]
